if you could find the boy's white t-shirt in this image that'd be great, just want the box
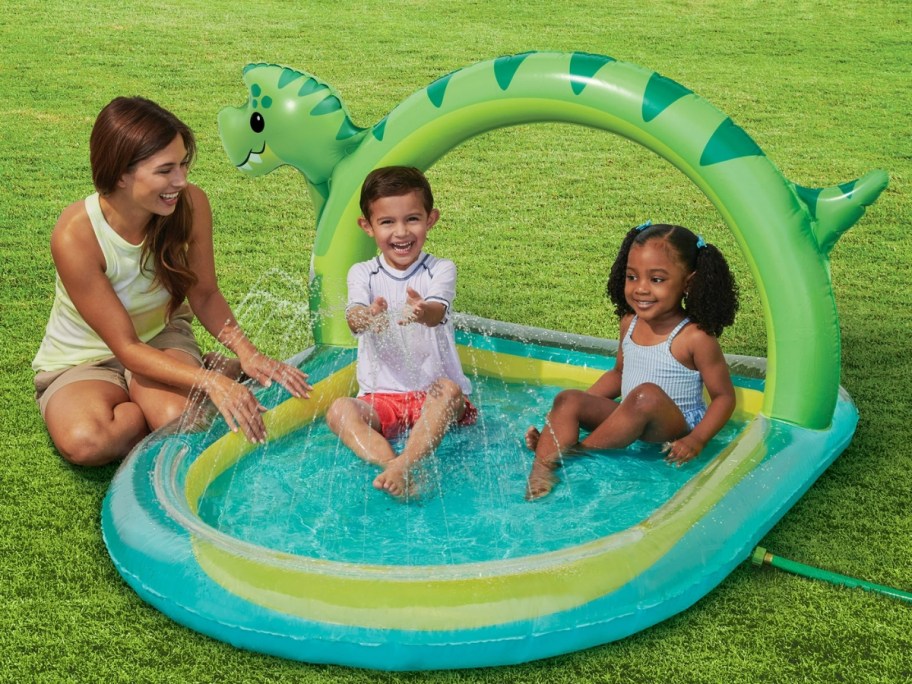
[346,253,472,397]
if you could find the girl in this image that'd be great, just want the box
[32,97,311,466]
[525,222,739,500]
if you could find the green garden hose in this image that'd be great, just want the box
[752,547,912,603]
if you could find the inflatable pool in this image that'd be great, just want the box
[102,52,886,670]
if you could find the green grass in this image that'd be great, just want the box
[2,1,911,681]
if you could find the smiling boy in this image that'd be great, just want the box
[325,166,476,498]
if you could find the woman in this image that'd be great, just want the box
[32,96,311,466]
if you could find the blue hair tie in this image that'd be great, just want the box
[635,220,652,232]
[696,235,707,249]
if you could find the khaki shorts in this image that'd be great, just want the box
[33,316,202,418]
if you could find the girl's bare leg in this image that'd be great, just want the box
[524,425,541,451]
[375,379,466,498]
[526,389,619,500]
[582,383,688,450]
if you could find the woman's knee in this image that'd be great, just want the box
[146,394,189,431]
[54,409,145,466]
[57,434,114,466]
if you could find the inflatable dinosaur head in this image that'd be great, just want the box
[217,64,365,184]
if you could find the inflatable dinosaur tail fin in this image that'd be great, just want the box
[793,169,889,254]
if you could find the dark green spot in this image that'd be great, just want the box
[568,52,615,95]
[838,180,857,196]
[298,78,323,97]
[699,118,765,166]
[493,52,533,91]
[372,117,387,141]
[278,68,302,89]
[642,73,693,122]
[252,99,258,108]
[336,117,363,141]
[251,84,262,98]
[795,185,822,220]
[311,95,342,116]
[427,72,455,108]
[261,96,272,109]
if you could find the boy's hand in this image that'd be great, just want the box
[399,287,426,325]
[368,297,389,332]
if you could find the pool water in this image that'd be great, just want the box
[197,376,744,566]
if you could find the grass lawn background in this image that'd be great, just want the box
[1,1,910,682]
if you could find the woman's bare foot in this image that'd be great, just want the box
[525,426,540,451]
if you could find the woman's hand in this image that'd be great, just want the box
[238,352,312,399]
[203,372,269,443]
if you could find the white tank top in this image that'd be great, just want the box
[32,193,173,372]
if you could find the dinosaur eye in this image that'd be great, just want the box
[250,112,265,133]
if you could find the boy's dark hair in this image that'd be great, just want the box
[606,223,739,337]
[359,166,434,219]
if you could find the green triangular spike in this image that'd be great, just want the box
[298,78,323,97]
[493,53,533,91]
[427,72,455,108]
[838,180,857,196]
[642,73,693,122]
[795,185,823,220]
[335,117,364,141]
[372,117,387,141]
[278,68,303,89]
[700,118,764,166]
[569,52,615,95]
[311,95,342,116]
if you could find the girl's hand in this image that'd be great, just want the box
[204,372,268,443]
[662,435,704,466]
[239,352,312,399]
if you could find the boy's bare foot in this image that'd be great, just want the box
[524,426,541,451]
[525,457,558,501]
[373,460,415,499]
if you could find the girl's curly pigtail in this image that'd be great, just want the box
[685,242,739,337]
[606,223,648,317]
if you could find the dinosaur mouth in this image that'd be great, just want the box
[237,142,267,170]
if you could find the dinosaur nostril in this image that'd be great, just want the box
[250,112,265,133]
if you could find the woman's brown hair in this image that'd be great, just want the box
[90,96,197,317]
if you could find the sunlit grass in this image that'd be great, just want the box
[1,1,909,681]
